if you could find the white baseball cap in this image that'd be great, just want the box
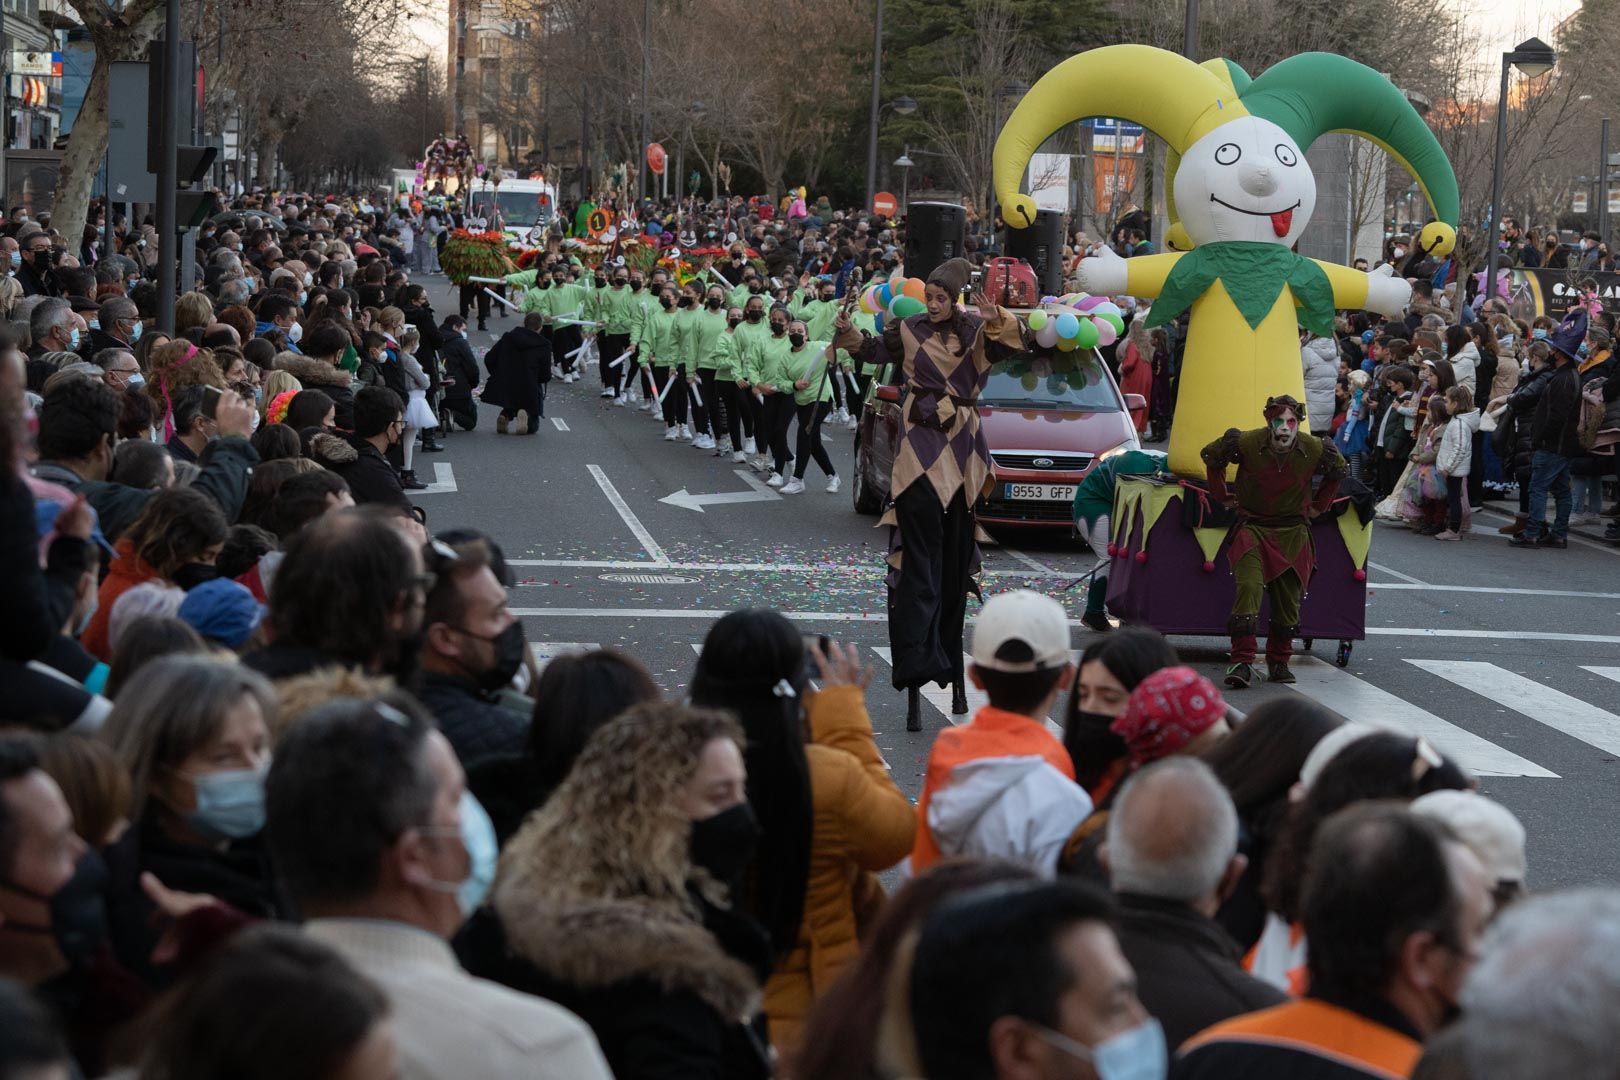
[971,589,1071,673]
[1412,789,1528,884]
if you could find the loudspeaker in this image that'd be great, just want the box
[904,201,966,282]
[1002,208,1066,296]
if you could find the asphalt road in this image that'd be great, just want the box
[420,278,1620,890]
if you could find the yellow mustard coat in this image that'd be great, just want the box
[764,683,915,1055]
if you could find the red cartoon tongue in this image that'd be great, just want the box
[1270,208,1293,237]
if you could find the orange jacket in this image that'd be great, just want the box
[764,684,914,1056]
[81,537,158,662]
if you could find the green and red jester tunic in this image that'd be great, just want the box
[1200,427,1347,586]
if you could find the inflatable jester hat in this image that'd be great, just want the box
[994,46,1459,476]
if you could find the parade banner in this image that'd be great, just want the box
[1512,267,1620,321]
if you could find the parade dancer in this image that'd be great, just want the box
[598,268,636,399]
[833,257,1028,731]
[1200,394,1346,689]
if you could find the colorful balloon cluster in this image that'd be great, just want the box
[1025,294,1127,352]
[858,270,929,319]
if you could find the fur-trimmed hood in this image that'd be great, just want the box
[273,353,353,390]
[493,888,762,1023]
[307,430,357,466]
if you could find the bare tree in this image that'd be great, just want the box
[911,1,1038,214]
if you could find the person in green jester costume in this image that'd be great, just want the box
[1201,394,1345,689]
[1070,449,1166,632]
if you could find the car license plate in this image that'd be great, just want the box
[1004,483,1076,502]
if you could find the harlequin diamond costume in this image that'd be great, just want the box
[833,258,1027,729]
[1200,394,1345,689]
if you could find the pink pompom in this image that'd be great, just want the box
[1353,568,1367,582]
[1107,543,1118,557]
[1202,560,1215,573]
[1135,550,1148,564]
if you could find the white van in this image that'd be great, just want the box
[461,177,558,248]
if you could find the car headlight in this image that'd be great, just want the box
[1097,438,1137,461]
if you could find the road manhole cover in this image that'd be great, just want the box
[599,572,697,585]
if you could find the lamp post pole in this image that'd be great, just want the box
[1601,117,1611,245]
[1486,39,1556,305]
[864,0,883,211]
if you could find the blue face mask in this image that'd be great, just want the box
[68,328,80,350]
[1532,328,1548,340]
[185,765,269,841]
[7,251,17,269]
[130,322,142,342]
[420,791,498,917]
[88,318,100,331]
[1579,342,1590,357]
[1036,1019,1167,1080]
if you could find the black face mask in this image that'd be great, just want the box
[454,620,527,692]
[631,281,644,292]
[788,333,806,348]
[660,297,675,310]
[1071,708,1119,730]
[707,297,723,310]
[678,297,694,308]
[689,802,760,886]
[1,851,111,971]
[745,310,763,323]
[538,280,550,289]
[615,279,628,288]
[727,318,742,329]
[595,277,607,287]
[174,563,220,591]
[747,283,762,293]
[819,293,835,304]
[770,323,787,336]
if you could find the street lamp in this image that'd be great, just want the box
[1486,37,1556,303]
[863,50,918,214]
[895,150,914,213]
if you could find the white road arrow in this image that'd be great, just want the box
[660,469,782,513]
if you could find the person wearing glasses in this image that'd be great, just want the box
[94,348,143,391]
[309,386,412,511]
[16,227,59,298]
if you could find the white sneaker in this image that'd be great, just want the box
[780,478,805,495]
[616,394,629,407]
[628,391,641,404]
[826,475,841,493]
[767,472,785,488]
[716,437,733,453]
[679,424,693,441]
[1570,512,1600,526]
[751,453,770,471]
[664,425,680,441]
[600,388,615,398]
[641,400,656,413]
[732,450,748,463]
[695,434,714,450]
[744,437,757,455]
[845,415,859,431]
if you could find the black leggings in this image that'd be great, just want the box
[653,366,687,425]
[743,387,763,443]
[763,393,795,473]
[1445,473,1465,531]
[686,375,709,435]
[794,401,836,479]
[601,333,630,388]
[700,369,731,442]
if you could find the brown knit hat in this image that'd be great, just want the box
[926,257,973,298]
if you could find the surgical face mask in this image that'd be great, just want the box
[185,765,269,841]
[89,318,100,331]
[419,790,498,917]
[130,321,143,343]
[127,371,145,389]
[1579,342,1590,358]
[298,291,308,306]
[303,271,313,286]
[0,851,110,971]
[788,332,806,347]
[1533,328,1549,340]
[288,321,303,344]
[68,328,81,350]
[8,251,18,269]
[1393,247,1406,259]
[1034,1019,1167,1080]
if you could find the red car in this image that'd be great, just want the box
[852,342,1144,530]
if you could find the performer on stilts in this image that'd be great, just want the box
[833,257,1028,731]
[1200,394,1346,690]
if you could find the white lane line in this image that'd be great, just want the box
[506,557,1075,578]
[551,418,570,432]
[1285,657,1554,778]
[511,607,1620,643]
[412,463,458,495]
[1368,560,1426,585]
[1003,549,1057,575]
[585,464,669,566]
[1581,666,1620,686]
[870,647,1063,737]
[1367,583,1620,600]
[1409,659,1620,758]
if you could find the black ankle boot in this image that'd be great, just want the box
[951,681,969,715]
[906,687,923,732]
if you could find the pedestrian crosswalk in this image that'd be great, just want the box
[524,638,1616,782]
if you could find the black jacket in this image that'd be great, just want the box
[482,325,551,416]
[414,671,528,764]
[32,438,258,544]
[403,302,444,394]
[438,330,481,406]
[1531,362,1582,457]
[1114,892,1286,1049]
[271,354,357,431]
[456,894,772,1080]
[1504,366,1553,476]
[308,431,410,510]
[17,257,58,297]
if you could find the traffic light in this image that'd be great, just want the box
[175,145,218,228]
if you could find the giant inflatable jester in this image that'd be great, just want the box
[995,45,1460,477]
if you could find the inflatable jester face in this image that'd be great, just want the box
[1175,117,1315,248]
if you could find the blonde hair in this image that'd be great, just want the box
[260,369,302,419]
[0,275,22,320]
[173,291,215,336]
[399,327,420,354]
[377,306,405,334]
[1446,384,1474,413]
